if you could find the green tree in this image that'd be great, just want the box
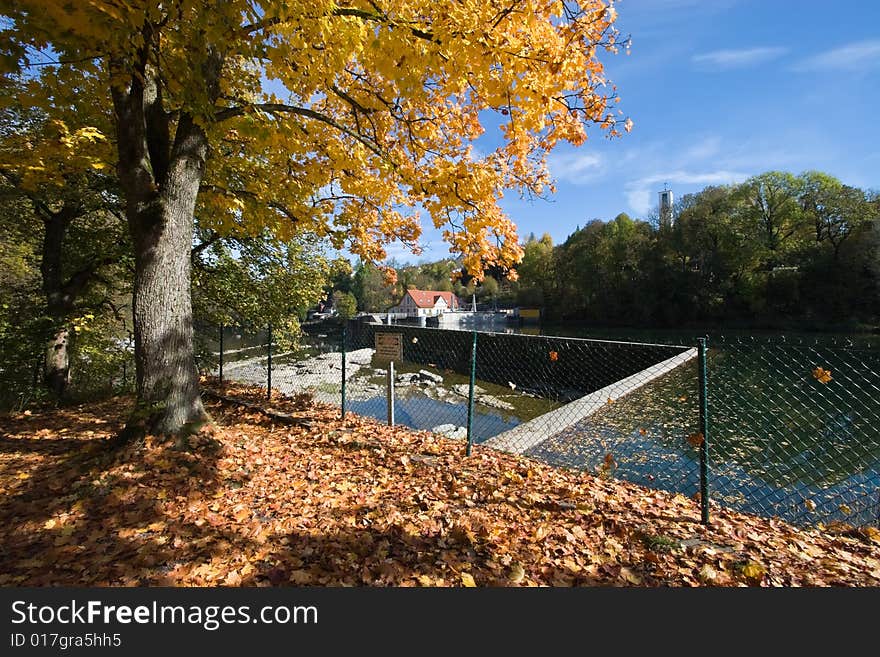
[331,290,357,320]
[352,261,396,312]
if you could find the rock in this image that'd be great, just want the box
[451,383,485,397]
[396,373,419,384]
[431,424,467,440]
[477,394,515,411]
[373,368,386,375]
[419,369,443,384]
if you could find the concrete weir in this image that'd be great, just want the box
[483,347,698,454]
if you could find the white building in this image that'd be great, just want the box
[391,289,461,317]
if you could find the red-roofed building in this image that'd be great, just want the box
[392,289,461,317]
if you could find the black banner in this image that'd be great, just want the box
[0,587,873,654]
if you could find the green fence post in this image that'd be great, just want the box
[341,323,347,420]
[466,330,478,456]
[697,336,710,525]
[266,322,272,401]
[218,323,224,386]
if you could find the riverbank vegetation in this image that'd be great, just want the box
[504,172,879,329]
[345,171,879,330]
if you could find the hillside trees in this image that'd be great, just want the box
[520,172,879,327]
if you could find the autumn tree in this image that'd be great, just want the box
[2,1,627,434]
[0,74,128,399]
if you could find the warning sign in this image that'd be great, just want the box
[375,332,403,363]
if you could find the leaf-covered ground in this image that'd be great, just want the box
[1,382,878,586]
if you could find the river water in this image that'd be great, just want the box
[509,324,880,527]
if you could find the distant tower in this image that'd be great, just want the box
[659,184,674,228]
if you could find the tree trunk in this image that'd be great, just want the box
[44,327,72,398]
[111,49,221,436]
[40,207,75,399]
[127,121,208,435]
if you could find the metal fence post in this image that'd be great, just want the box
[697,336,710,525]
[387,360,395,426]
[466,330,478,456]
[266,322,272,400]
[218,323,224,385]
[341,323,347,419]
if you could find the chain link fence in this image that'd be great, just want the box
[706,336,880,527]
[196,319,880,529]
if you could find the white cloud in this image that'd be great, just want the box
[625,170,748,215]
[684,136,722,160]
[692,47,788,69]
[548,151,604,184]
[793,40,880,72]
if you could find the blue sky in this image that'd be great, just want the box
[391,0,880,264]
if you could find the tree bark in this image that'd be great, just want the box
[126,116,209,435]
[44,327,72,397]
[111,43,221,436]
[40,206,75,399]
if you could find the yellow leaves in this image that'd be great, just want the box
[17,472,30,480]
[460,572,476,587]
[6,0,628,280]
[740,562,765,584]
[838,504,852,515]
[812,367,833,384]
[804,499,817,512]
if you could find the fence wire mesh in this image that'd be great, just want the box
[706,336,880,528]
[195,323,344,403]
[196,319,880,529]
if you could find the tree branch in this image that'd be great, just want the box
[215,103,389,161]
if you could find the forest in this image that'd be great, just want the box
[348,171,879,330]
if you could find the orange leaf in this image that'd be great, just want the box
[687,432,704,448]
[549,351,558,361]
[812,367,832,384]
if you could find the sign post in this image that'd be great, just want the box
[375,332,403,427]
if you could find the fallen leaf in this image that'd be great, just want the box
[699,564,717,583]
[461,572,476,588]
[619,567,641,585]
[509,563,525,584]
[812,367,833,384]
[741,562,765,584]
